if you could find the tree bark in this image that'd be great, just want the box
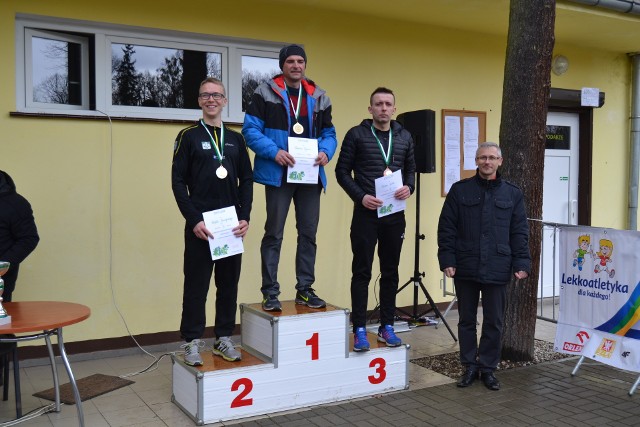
[499,0,555,361]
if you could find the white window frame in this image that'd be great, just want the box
[106,36,229,121]
[25,28,90,111]
[234,48,281,114]
[15,14,284,123]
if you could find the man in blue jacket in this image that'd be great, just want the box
[243,44,337,312]
[437,142,530,391]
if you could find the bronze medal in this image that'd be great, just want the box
[383,168,393,177]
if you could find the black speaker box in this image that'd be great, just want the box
[396,109,436,173]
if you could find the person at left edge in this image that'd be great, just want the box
[242,44,337,312]
[0,169,39,302]
[172,77,253,366]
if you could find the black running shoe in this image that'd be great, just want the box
[261,294,282,311]
[295,288,326,308]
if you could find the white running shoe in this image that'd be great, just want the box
[181,339,204,366]
[213,337,242,362]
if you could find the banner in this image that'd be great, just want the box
[554,226,640,372]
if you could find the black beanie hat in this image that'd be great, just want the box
[279,44,307,70]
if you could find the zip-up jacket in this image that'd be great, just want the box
[0,170,39,289]
[335,119,415,208]
[437,171,531,285]
[172,122,253,230]
[242,75,337,189]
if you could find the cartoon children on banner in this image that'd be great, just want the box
[572,234,616,278]
[594,238,615,278]
[572,234,593,271]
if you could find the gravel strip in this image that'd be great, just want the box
[410,339,571,379]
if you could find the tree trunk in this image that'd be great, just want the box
[499,0,555,361]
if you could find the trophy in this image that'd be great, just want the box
[0,261,11,324]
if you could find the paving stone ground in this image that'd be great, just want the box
[232,358,640,426]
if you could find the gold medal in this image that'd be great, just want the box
[383,168,393,177]
[216,165,228,179]
[293,122,304,135]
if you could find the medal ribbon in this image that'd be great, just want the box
[200,119,225,165]
[285,84,302,125]
[370,125,393,168]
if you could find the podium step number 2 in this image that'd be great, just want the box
[171,301,409,425]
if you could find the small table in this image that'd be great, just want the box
[0,301,90,426]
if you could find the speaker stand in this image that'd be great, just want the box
[369,173,457,342]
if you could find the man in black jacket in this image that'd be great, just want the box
[172,77,253,366]
[336,87,415,352]
[437,141,530,391]
[0,170,39,302]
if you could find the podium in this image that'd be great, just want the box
[171,301,409,425]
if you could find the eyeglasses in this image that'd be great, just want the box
[476,155,501,162]
[198,92,225,100]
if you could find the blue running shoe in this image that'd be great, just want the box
[353,327,370,352]
[377,325,402,347]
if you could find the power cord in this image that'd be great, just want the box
[95,109,172,379]
[0,403,55,426]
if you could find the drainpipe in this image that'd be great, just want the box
[630,54,640,230]
[567,0,640,14]
[567,1,640,229]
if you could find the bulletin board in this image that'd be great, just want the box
[441,109,486,196]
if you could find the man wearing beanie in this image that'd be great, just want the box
[243,44,337,312]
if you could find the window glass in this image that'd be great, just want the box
[18,16,283,120]
[241,55,279,111]
[111,43,223,109]
[32,36,83,105]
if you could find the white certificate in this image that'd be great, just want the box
[374,170,406,218]
[202,207,244,261]
[287,137,319,184]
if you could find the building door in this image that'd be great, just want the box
[539,112,579,298]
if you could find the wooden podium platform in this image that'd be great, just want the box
[171,301,409,425]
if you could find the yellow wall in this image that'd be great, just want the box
[1,0,633,344]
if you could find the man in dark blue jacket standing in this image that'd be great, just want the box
[0,170,39,302]
[437,142,530,391]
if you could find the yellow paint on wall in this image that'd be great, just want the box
[1,0,634,345]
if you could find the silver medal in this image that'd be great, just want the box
[383,168,393,177]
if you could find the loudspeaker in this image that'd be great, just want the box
[396,109,436,173]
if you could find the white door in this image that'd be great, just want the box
[539,112,579,298]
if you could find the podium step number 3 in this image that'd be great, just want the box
[171,301,409,425]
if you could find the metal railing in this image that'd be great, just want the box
[439,219,580,325]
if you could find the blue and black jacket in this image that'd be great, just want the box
[242,75,337,189]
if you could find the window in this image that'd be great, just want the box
[16,14,284,122]
[241,54,280,112]
[109,40,225,111]
[25,29,90,109]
